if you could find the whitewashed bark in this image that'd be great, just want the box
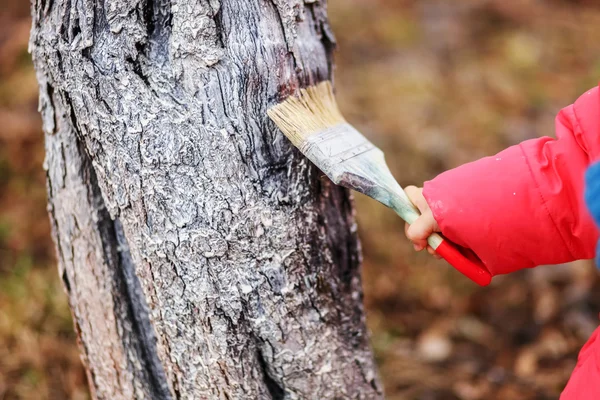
[30,0,382,398]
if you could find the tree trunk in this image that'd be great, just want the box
[30,0,382,398]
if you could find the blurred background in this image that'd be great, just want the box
[1,0,600,399]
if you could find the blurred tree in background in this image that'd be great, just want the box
[1,0,600,398]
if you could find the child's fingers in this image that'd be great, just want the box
[405,222,426,251]
[403,186,441,256]
[405,223,427,251]
[406,215,433,246]
[405,185,430,214]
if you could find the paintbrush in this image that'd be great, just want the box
[268,81,492,286]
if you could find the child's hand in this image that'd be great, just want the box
[404,186,442,259]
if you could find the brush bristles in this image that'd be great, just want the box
[267,81,346,148]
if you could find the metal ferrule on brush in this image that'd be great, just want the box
[299,124,412,215]
[300,123,375,179]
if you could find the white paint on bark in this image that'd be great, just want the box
[31,0,382,398]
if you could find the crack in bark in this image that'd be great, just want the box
[257,345,285,400]
[113,220,173,400]
[212,1,226,50]
[143,0,172,63]
[58,0,72,39]
[126,55,151,86]
[78,105,173,400]
[79,139,172,399]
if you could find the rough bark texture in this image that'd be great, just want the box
[31,0,382,398]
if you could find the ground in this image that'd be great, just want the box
[1,0,600,399]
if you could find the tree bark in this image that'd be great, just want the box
[30,0,382,398]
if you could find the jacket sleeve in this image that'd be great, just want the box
[423,86,600,277]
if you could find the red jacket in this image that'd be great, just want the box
[423,85,600,400]
[424,86,600,277]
